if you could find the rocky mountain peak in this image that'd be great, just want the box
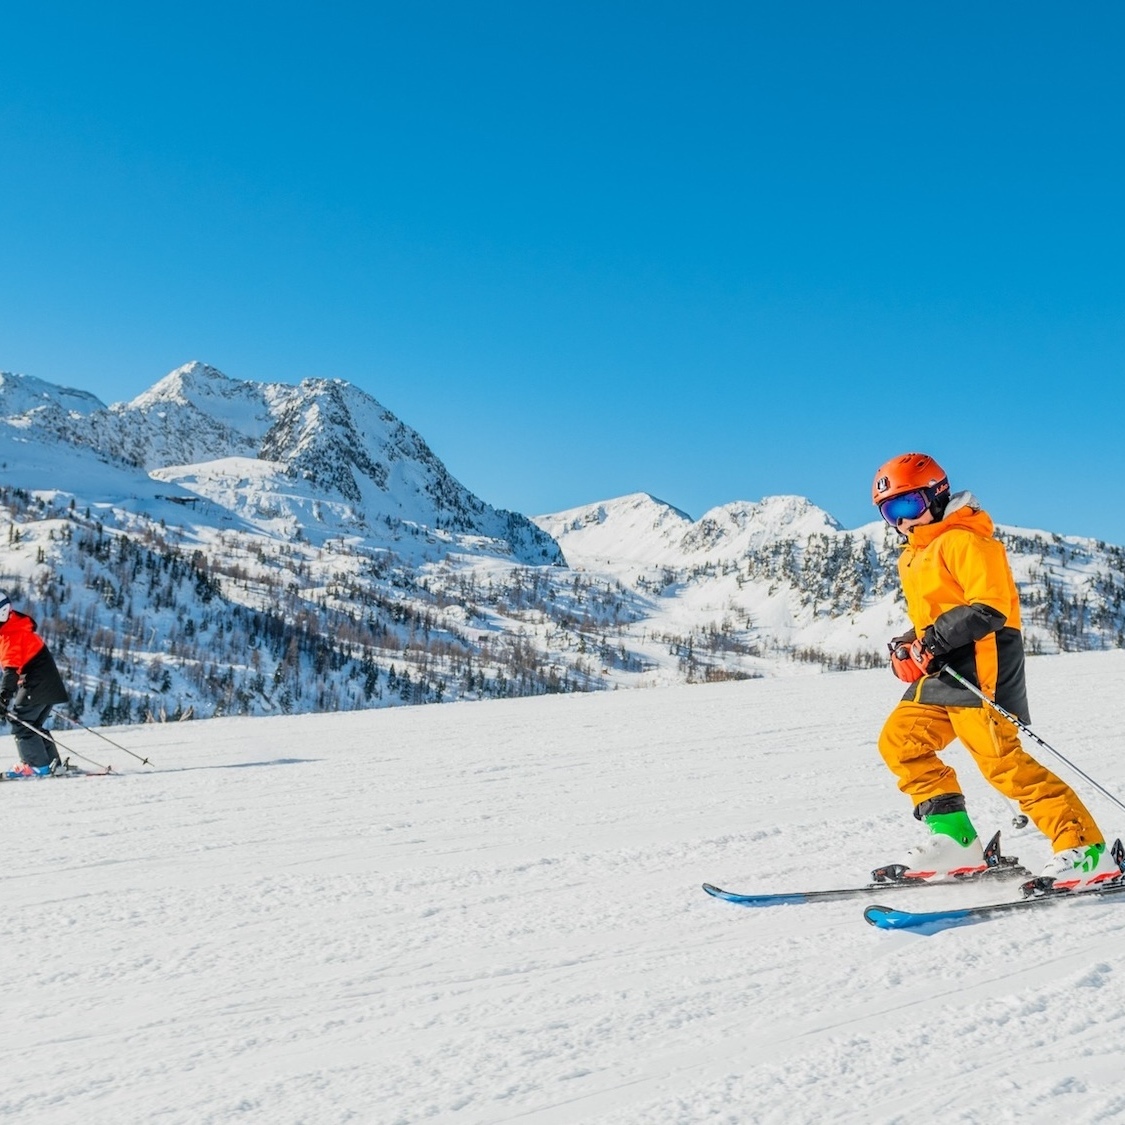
[0,370,106,420]
[129,361,236,408]
[1,361,562,563]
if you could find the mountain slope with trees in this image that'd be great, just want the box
[2,364,1124,724]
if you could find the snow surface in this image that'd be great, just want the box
[6,651,1125,1123]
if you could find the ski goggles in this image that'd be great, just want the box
[878,489,931,526]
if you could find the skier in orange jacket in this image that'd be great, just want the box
[873,453,1119,891]
[0,591,69,775]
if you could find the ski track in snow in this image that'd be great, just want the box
[4,652,1125,1124]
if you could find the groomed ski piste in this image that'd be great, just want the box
[6,651,1125,1124]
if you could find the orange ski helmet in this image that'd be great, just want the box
[872,453,950,525]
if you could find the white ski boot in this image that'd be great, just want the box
[1035,842,1122,892]
[901,830,986,882]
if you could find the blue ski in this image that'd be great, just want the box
[866,839,1125,932]
[865,879,1125,932]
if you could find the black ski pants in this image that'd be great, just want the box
[10,699,60,768]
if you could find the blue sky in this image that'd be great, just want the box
[3,3,1124,541]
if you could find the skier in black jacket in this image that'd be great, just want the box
[0,591,70,774]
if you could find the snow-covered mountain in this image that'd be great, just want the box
[537,492,844,566]
[537,490,1125,667]
[2,362,560,560]
[2,361,1125,725]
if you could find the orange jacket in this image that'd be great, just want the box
[899,502,1022,634]
[896,495,1030,721]
[0,610,47,672]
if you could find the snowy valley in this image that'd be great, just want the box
[2,361,1125,725]
[5,652,1125,1123]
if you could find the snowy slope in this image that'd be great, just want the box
[534,493,697,565]
[5,650,1125,1124]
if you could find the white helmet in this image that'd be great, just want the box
[0,591,10,623]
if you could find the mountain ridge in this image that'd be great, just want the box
[2,361,1124,724]
[1,361,561,563]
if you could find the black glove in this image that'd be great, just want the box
[0,695,10,716]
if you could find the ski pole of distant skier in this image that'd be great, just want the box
[53,712,154,766]
[3,711,112,773]
[940,665,1125,816]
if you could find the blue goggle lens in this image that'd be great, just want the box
[879,489,930,526]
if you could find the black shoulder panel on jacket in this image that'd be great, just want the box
[930,603,1006,654]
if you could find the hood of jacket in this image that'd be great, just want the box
[904,491,995,548]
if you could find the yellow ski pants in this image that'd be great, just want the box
[877,701,1102,850]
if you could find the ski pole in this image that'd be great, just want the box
[940,665,1125,816]
[4,711,112,773]
[53,712,153,766]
